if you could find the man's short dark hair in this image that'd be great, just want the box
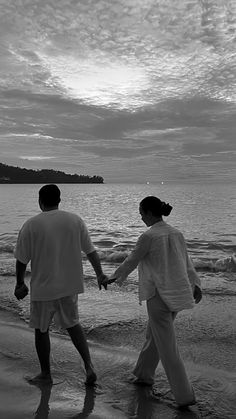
[39,184,61,207]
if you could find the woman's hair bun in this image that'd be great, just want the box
[140,196,173,217]
[161,202,173,216]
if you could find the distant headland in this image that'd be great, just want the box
[0,163,104,184]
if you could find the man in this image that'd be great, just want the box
[14,184,107,385]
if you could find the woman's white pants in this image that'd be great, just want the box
[133,291,195,405]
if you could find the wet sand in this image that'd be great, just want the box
[0,281,236,418]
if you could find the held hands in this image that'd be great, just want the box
[193,285,202,304]
[97,274,118,290]
[104,275,117,285]
[97,273,109,290]
[14,283,29,300]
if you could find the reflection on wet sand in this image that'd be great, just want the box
[32,381,201,419]
[33,383,52,419]
[32,382,97,419]
[69,386,96,419]
[126,385,200,419]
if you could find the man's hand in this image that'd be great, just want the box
[14,283,29,300]
[97,274,108,290]
[193,285,202,304]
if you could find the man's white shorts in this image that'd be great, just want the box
[29,295,79,333]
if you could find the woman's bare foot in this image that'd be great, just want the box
[127,376,153,386]
[178,399,196,409]
[25,372,53,385]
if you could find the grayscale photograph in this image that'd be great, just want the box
[0,1,235,418]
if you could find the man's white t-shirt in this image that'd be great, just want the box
[14,210,95,301]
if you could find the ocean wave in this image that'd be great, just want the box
[194,255,236,273]
[186,239,236,254]
[0,265,31,277]
[204,289,236,296]
[1,249,236,276]
[0,244,14,254]
[97,250,129,263]
[98,249,236,274]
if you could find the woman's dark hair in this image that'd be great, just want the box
[140,196,172,217]
[39,184,61,207]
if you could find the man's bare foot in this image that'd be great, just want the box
[25,373,53,385]
[85,364,97,386]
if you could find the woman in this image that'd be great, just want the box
[105,196,202,407]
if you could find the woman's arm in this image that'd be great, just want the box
[186,254,202,303]
[109,233,151,284]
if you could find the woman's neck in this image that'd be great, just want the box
[149,217,162,226]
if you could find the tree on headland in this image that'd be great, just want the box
[0,163,104,184]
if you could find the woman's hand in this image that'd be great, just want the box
[104,275,117,285]
[193,285,202,304]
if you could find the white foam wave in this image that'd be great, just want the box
[194,255,236,273]
[97,250,128,263]
[97,248,236,273]
[1,244,236,277]
[0,244,14,254]
[215,255,236,272]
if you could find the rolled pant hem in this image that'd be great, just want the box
[132,371,155,385]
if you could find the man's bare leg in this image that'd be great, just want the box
[67,323,97,385]
[27,329,52,384]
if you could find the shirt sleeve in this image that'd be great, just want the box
[113,233,151,283]
[80,219,95,255]
[186,253,201,288]
[178,232,201,289]
[14,222,31,264]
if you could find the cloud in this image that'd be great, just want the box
[183,140,233,155]
[37,51,150,109]
[2,0,236,107]
[0,1,236,182]
[20,156,55,161]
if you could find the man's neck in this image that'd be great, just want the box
[42,206,58,212]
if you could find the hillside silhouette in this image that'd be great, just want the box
[0,163,104,184]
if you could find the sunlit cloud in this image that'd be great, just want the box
[4,133,54,140]
[37,52,150,109]
[20,156,55,161]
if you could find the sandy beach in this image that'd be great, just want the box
[0,278,236,419]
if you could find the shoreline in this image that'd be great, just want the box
[1,275,235,371]
[0,282,236,418]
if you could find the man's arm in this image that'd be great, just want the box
[14,260,29,300]
[86,250,107,290]
[16,260,26,285]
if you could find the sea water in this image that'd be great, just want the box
[1,182,236,277]
[1,182,236,334]
[1,182,236,318]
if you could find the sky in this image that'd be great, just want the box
[0,0,236,183]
